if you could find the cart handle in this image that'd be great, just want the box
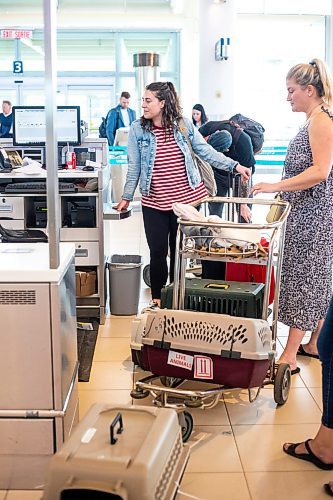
[110,412,124,445]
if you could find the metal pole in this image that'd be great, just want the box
[14,39,23,104]
[133,52,160,116]
[44,0,60,268]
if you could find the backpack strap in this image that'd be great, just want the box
[179,118,196,160]
[232,126,243,148]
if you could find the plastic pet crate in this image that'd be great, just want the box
[136,309,274,388]
[161,278,264,318]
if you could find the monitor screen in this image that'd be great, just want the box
[12,106,81,146]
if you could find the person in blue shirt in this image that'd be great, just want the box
[0,100,13,138]
[106,91,136,146]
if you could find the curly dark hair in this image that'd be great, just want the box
[141,81,183,130]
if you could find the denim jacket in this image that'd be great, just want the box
[122,117,238,201]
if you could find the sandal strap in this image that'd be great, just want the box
[304,439,315,457]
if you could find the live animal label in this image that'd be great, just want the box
[194,356,213,379]
[167,351,193,371]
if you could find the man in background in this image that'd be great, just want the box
[0,100,13,138]
[106,91,136,146]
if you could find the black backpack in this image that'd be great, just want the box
[99,111,110,139]
[99,117,107,138]
[229,113,265,154]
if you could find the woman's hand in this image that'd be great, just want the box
[251,182,279,196]
[235,164,251,182]
[114,199,130,211]
[240,204,252,223]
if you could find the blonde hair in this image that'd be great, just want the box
[287,58,333,107]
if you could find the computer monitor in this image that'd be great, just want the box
[12,106,81,147]
[113,127,129,147]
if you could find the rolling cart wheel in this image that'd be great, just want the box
[159,376,183,388]
[185,397,203,408]
[274,363,291,405]
[178,411,193,443]
[130,388,150,399]
[143,264,151,287]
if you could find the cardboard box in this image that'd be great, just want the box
[75,270,96,297]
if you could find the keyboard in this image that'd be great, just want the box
[4,182,77,193]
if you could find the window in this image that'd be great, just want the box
[235,14,326,141]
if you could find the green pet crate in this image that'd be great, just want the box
[161,278,265,319]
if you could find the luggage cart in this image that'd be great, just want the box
[131,196,290,442]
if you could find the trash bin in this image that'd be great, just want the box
[107,254,143,315]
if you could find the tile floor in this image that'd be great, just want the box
[2,193,330,500]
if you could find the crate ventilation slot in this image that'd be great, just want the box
[155,433,183,499]
[0,290,36,305]
[162,315,249,346]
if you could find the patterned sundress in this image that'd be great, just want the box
[279,109,333,330]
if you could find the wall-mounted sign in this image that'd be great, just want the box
[13,61,23,74]
[215,37,230,61]
[1,29,33,39]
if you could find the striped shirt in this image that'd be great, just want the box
[141,126,207,211]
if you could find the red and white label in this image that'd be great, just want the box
[194,356,213,379]
[1,30,33,39]
[167,351,193,371]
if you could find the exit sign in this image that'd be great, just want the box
[1,29,33,39]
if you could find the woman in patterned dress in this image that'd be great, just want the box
[251,58,333,373]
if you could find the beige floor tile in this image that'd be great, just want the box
[78,389,132,419]
[225,387,322,425]
[94,338,131,362]
[308,387,323,411]
[298,358,322,388]
[78,361,134,391]
[186,403,230,427]
[176,380,230,426]
[132,364,153,383]
[98,316,133,338]
[186,426,243,473]
[178,472,251,500]
[246,471,333,500]
[0,493,6,500]
[233,423,320,471]
[5,492,43,500]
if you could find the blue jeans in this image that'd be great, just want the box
[317,296,333,429]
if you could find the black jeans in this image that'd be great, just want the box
[142,206,178,300]
[208,170,234,218]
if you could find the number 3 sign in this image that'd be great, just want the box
[13,60,23,74]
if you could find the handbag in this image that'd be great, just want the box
[266,162,286,223]
[179,119,217,196]
[266,194,284,223]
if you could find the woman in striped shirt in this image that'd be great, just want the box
[116,82,250,307]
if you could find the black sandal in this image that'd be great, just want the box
[324,483,333,497]
[283,439,333,470]
[297,344,319,359]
